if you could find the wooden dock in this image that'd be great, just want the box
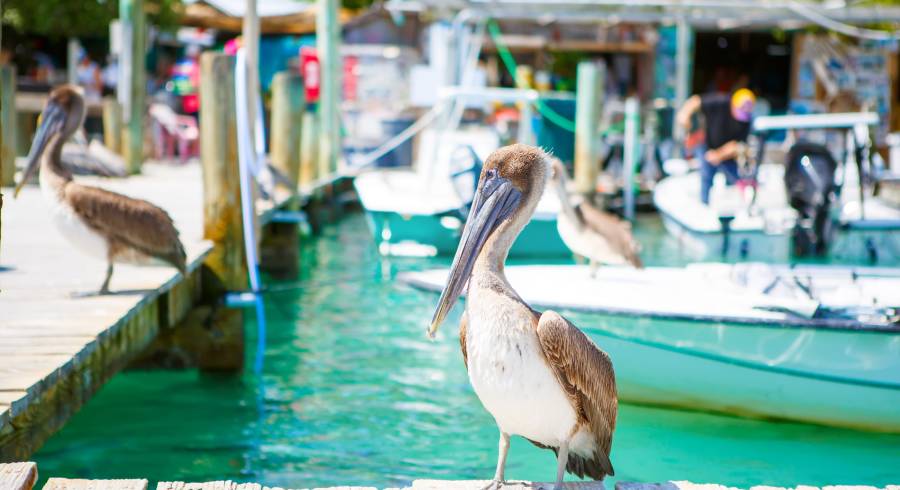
[0,463,896,490]
[0,162,295,460]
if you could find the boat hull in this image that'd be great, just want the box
[365,209,570,257]
[579,315,900,433]
[658,208,792,262]
[653,165,900,265]
[400,264,900,431]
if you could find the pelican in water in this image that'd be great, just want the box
[550,159,642,269]
[429,145,617,489]
[15,85,186,294]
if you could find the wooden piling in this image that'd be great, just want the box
[102,96,122,155]
[316,0,342,178]
[263,71,304,279]
[196,52,246,370]
[301,109,319,188]
[119,0,146,174]
[270,71,305,188]
[574,61,604,197]
[1,64,17,187]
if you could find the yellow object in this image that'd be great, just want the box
[731,88,756,110]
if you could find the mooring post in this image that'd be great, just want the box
[196,52,246,370]
[0,64,16,187]
[316,0,341,178]
[119,0,146,174]
[270,71,305,187]
[574,60,604,198]
[102,96,122,155]
[262,70,304,279]
[301,109,319,189]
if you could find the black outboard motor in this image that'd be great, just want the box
[784,141,839,256]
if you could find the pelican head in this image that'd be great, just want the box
[15,84,86,197]
[429,144,550,337]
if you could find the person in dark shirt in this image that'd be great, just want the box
[676,89,756,204]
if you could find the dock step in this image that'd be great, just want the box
[0,462,38,490]
[43,478,148,489]
[157,483,375,490]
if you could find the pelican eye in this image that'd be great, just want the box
[486,168,497,180]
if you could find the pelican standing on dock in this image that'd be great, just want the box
[15,85,186,294]
[550,158,642,268]
[429,145,617,489]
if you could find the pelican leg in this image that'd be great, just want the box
[482,431,510,490]
[99,262,114,295]
[554,439,570,490]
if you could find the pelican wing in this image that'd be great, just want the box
[576,203,643,268]
[535,310,617,479]
[66,183,187,271]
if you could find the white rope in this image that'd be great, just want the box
[348,103,445,168]
[235,47,262,294]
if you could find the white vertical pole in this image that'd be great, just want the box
[67,38,80,85]
[317,0,341,175]
[243,0,260,153]
[623,97,639,222]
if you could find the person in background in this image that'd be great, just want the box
[676,88,756,205]
[76,49,103,102]
[102,55,118,96]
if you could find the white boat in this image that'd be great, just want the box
[354,87,570,257]
[354,127,566,257]
[400,263,900,432]
[655,112,900,264]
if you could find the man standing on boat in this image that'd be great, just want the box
[676,88,756,205]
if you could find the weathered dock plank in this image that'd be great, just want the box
[0,461,37,490]
[44,477,148,489]
[408,481,601,490]
[157,483,376,490]
[0,164,211,461]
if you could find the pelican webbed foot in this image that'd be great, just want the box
[480,479,504,490]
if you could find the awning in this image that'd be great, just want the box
[180,0,355,35]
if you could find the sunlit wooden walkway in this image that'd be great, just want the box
[0,162,290,461]
[1,463,896,490]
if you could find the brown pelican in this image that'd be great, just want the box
[550,159,643,269]
[429,145,617,489]
[15,85,186,294]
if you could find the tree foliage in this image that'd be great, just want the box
[1,0,183,38]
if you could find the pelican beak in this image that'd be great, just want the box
[428,172,522,338]
[14,100,66,198]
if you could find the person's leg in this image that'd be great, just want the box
[720,160,741,185]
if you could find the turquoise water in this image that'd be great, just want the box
[34,214,900,487]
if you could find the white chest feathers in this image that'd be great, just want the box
[40,174,108,261]
[464,291,579,448]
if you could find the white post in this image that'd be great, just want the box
[67,38,80,85]
[623,97,639,222]
[243,0,260,152]
[518,101,535,145]
[317,0,341,176]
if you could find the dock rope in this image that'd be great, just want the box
[235,47,269,378]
